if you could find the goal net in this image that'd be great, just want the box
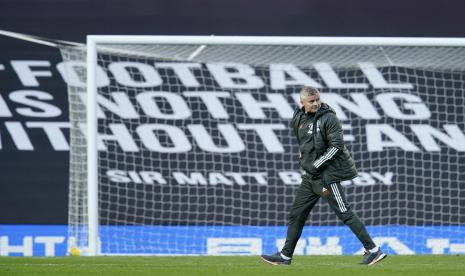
[60,36,465,256]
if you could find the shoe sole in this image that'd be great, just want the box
[260,256,289,266]
[368,253,387,266]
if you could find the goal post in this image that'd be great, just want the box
[86,37,99,256]
[63,35,465,256]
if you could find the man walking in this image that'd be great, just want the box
[261,86,387,266]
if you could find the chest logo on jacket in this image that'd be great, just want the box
[307,120,321,135]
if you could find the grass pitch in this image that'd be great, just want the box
[0,255,464,276]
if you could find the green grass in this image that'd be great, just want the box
[0,255,464,276]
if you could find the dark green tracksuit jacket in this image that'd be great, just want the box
[291,103,358,186]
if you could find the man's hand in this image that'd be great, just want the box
[322,187,330,197]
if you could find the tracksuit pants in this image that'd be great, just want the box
[281,174,376,257]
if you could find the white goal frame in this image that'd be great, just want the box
[86,35,465,256]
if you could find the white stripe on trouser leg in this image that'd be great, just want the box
[330,183,347,212]
[330,184,346,213]
[330,183,345,212]
[334,184,347,212]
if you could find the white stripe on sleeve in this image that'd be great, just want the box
[314,147,339,168]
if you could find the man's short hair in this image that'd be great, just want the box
[300,86,320,98]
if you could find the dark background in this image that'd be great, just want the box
[1,0,465,225]
[3,0,465,41]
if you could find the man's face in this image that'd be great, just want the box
[300,93,321,113]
